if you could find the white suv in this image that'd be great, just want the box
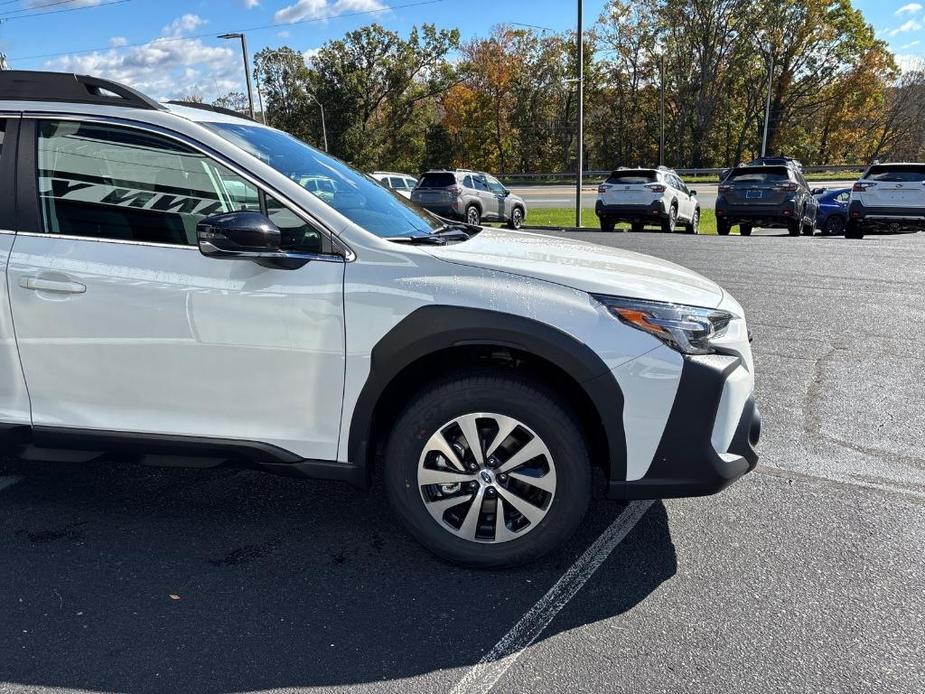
[596,167,700,233]
[0,72,759,568]
[846,163,925,239]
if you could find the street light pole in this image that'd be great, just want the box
[761,52,774,158]
[575,0,584,229]
[659,52,665,167]
[308,92,328,152]
[218,32,256,120]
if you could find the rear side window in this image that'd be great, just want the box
[865,166,925,182]
[389,176,408,190]
[606,170,657,184]
[36,120,324,253]
[418,172,456,188]
[728,167,790,183]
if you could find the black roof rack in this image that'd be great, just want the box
[0,71,163,110]
[166,101,255,122]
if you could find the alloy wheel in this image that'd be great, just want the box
[417,413,556,543]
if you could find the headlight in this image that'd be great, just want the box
[592,294,733,355]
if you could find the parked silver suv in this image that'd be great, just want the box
[411,169,527,229]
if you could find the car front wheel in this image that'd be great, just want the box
[384,373,591,569]
[507,207,525,230]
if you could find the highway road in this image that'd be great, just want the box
[509,180,855,210]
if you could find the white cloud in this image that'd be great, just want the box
[303,47,321,65]
[45,14,240,101]
[243,0,260,7]
[900,40,921,48]
[888,19,922,35]
[895,53,925,72]
[108,36,128,48]
[896,3,923,16]
[274,0,387,24]
[162,14,207,38]
[278,30,291,38]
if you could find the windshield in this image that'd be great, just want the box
[204,122,442,237]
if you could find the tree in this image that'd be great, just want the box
[213,91,250,114]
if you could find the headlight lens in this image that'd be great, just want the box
[592,295,733,355]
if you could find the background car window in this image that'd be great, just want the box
[605,171,657,184]
[265,195,323,254]
[486,176,506,195]
[0,120,5,156]
[405,178,417,189]
[463,175,474,189]
[37,121,260,245]
[865,166,925,182]
[836,191,850,203]
[727,168,789,183]
[473,176,490,192]
[389,177,407,190]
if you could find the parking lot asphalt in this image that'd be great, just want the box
[1,230,924,694]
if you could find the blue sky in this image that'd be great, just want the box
[0,0,922,100]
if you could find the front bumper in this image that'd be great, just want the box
[848,201,925,230]
[608,354,760,500]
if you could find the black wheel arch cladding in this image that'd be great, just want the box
[347,305,628,483]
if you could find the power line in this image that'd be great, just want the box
[7,0,450,63]
[1,0,109,15]
[0,0,130,22]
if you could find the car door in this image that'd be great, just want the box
[473,175,499,220]
[0,116,32,429]
[484,175,509,221]
[669,175,693,220]
[7,117,346,461]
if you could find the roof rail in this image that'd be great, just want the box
[0,71,163,111]
[166,100,255,122]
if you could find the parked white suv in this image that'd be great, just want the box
[370,171,417,199]
[846,163,925,239]
[0,72,759,568]
[595,166,700,233]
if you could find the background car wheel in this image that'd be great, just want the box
[383,373,591,569]
[661,205,678,233]
[684,209,700,234]
[466,205,481,226]
[717,220,731,236]
[787,217,801,236]
[824,216,846,236]
[801,220,815,236]
[631,222,644,233]
[739,224,753,236]
[600,217,615,233]
[845,221,864,239]
[507,207,525,230]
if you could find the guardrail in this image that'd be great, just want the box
[500,164,865,183]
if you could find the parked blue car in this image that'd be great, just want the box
[813,188,851,235]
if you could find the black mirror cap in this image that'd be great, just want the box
[197,211,282,255]
[689,190,698,196]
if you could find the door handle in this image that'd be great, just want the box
[19,276,87,294]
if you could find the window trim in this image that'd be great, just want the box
[0,116,21,232]
[19,112,353,261]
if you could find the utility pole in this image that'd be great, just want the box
[659,52,665,167]
[761,53,774,157]
[218,32,256,120]
[575,0,584,229]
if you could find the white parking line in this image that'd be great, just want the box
[0,475,23,493]
[449,499,654,694]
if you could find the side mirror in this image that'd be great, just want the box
[198,211,310,270]
[503,188,511,197]
[689,190,698,196]
[811,188,826,196]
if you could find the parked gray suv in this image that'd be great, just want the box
[411,169,527,229]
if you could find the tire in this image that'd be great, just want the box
[801,219,815,236]
[845,221,864,239]
[465,205,481,226]
[823,215,845,236]
[787,217,801,236]
[739,224,753,237]
[717,220,731,236]
[684,209,700,234]
[600,217,615,233]
[660,204,678,233]
[383,373,591,569]
[507,207,525,230]
[631,222,645,233]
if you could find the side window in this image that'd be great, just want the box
[473,176,490,192]
[836,191,850,204]
[463,175,474,189]
[0,120,6,157]
[266,195,323,254]
[405,178,417,189]
[389,176,407,191]
[37,120,259,245]
[486,176,506,195]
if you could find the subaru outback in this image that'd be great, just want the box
[0,71,760,568]
[715,164,818,236]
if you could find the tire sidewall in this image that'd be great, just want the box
[466,205,481,226]
[384,377,591,568]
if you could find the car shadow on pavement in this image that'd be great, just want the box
[0,457,677,693]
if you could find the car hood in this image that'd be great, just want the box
[424,228,725,308]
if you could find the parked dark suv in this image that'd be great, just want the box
[715,164,818,236]
[410,169,527,228]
